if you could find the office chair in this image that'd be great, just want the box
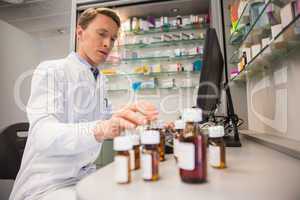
[0,122,29,179]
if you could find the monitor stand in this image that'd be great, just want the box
[223,87,242,147]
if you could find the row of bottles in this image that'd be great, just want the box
[114,129,163,184]
[113,108,226,184]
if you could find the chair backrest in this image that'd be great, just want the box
[0,122,29,179]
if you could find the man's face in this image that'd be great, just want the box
[76,14,119,67]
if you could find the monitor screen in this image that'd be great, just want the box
[196,28,224,121]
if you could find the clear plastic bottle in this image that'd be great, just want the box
[113,136,133,184]
[141,130,160,181]
[173,120,185,162]
[208,126,226,169]
[129,134,141,170]
[178,108,207,183]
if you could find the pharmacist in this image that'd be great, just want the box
[9,8,158,200]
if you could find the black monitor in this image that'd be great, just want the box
[197,28,224,121]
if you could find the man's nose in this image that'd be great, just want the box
[103,38,111,48]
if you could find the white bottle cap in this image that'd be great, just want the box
[130,134,140,146]
[182,108,202,122]
[140,130,160,145]
[174,120,185,130]
[113,136,133,151]
[208,126,225,138]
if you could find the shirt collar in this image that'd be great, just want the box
[71,51,100,70]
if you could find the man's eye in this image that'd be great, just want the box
[98,32,106,37]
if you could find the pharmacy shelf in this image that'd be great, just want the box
[117,38,204,50]
[230,0,272,45]
[124,23,208,36]
[229,1,250,44]
[105,54,202,65]
[107,85,197,92]
[230,0,296,46]
[229,14,300,82]
[105,70,200,78]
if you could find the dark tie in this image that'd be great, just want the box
[90,67,99,80]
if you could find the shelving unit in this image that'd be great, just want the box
[228,0,300,83]
[105,70,200,78]
[117,38,205,50]
[123,23,208,36]
[103,15,208,92]
[231,14,300,82]
[107,85,197,92]
[230,0,272,45]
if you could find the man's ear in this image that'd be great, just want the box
[76,25,84,41]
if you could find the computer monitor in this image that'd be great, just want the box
[196,28,224,121]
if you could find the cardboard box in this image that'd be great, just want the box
[280,2,294,27]
[261,37,271,54]
[271,24,283,41]
[251,44,262,58]
[261,37,270,48]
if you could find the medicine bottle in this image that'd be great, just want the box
[141,130,160,181]
[113,136,132,184]
[178,108,207,183]
[129,134,141,170]
[173,120,185,162]
[208,126,226,169]
[157,122,166,162]
[147,121,166,162]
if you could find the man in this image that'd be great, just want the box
[9,8,158,200]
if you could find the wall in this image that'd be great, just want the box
[0,19,39,129]
[0,20,71,129]
[37,34,70,62]
[0,19,70,199]
[247,49,300,142]
[0,19,38,200]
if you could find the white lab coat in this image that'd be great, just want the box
[9,52,112,200]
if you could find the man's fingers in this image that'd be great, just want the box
[115,109,147,126]
[130,101,158,117]
[113,117,136,130]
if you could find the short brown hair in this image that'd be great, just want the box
[78,8,121,29]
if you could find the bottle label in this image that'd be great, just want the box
[178,142,195,170]
[142,153,152,179]
[114,155,129,183]
[129,149,135,170]
[209,145,221,167]
[174,138,179,157]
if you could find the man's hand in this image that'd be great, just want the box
[93,101,158,142]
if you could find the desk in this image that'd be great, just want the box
[76,138,300,200]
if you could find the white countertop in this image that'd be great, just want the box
[76,138,300,200]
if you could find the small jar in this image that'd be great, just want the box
[113,136,132,184]
[129,134,141,170]
[178,108,207,183]
[173,120,185,162]
[208,126,226,169]
[141,130,160,181]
